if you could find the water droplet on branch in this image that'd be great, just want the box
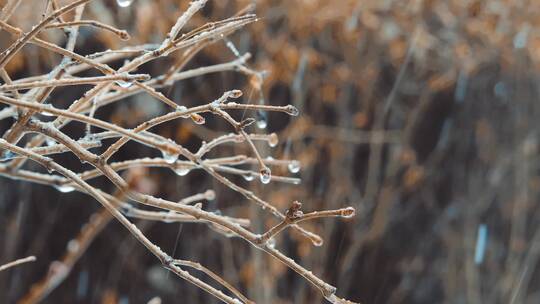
[55,185,75,193]
[0,150,16,161]
[229,89,243,98]
[116,0,133,8]
[67,240,80,252]
[176,106,189,118]
[46,138,56,146]
[341,207,356,218]
[190,113,205,125]
[41,105,55,117]
[162,150,179,164]
[268,133,278,147]
[285,105,299,116]
[163,211,175,223]
[266,237,276,249]
[204,190,216,200]
[174,165,190,176]
[115,80,133,88]
[259,167,271,184]
[288,160,300,173]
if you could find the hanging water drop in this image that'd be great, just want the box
[190,113,205,125]
[116,0,133,8]
[174,165,190,176]
[288,160,300,173]
[313,238,323,247]
[161,150,179,164]
[116,80,133,88]
[259,167,271,184]
[55,185,75,193]
[268,133,278,147]
[204,190,216,200]
[256,110,267,129]
[243,173,254,181]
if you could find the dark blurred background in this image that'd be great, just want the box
[1,0,540,303]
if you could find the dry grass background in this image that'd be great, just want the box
[1,0,540,303]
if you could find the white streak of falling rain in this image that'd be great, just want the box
[513,24,529,49]
[474,224,488,265]
[225,38,240,58]
[455,70,467,103]
[76,270,89,299]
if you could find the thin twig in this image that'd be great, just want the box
[0,256,36,272]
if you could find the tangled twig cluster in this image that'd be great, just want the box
[0,1,356,303]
